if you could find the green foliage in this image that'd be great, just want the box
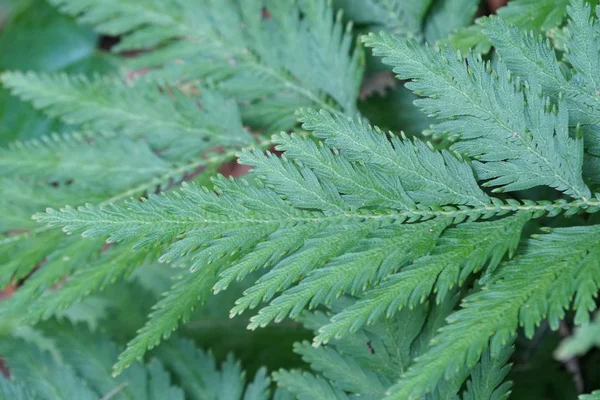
[580,391,600,400]
[0,322,270,400]
[1,72,252,160]
[49,0,364,129]
[333,0,432,38]
[2,0,600,398]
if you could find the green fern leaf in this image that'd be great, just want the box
[385,225,600,399]
[335,0,433,38]
[0,338,97,400]
[315,213,529,343]
[363,32,591,199]
[461,346,513,400]
[48,0,364,127]
[1,72,251,160]
[273,370,350,400]
[480,6,600,157]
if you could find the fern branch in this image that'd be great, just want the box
[0,133,170,189]
[1,72,252,160]
[363,32,591,199]
[49,0,364,124]
[480,8,600,155]
[385,225,600,399]
[315,214,530,344]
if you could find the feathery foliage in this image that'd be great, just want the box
[2,0,600,398]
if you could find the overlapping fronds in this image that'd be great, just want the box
[363,32,591,198]
[386,226,600,399]
[48,0,364,129]
[34,108,600,374]
[275,299,513,400]
[3,0,600,397]
[0,323,270,400]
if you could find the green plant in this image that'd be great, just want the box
[1,0,600,399]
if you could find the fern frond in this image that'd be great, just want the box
[296,110,490,207]
[364,32,591,199]
[385,225,600,399]
[314,213,529,344]
[41,322,184,400]
[293,341,387,397]
[0,338,98,400]
[156,337,270,400]
[9,245,155,325]
[111,261,222,374]
[49,0,364,126]
[1,321,265,400]
[0,133,169,189]
[461,346,513,400]
[336,0,432,38]
[480,6,600,156]
[0,179,100,231]
[0,238,103,314]
[273,370,350,400]
[0,230,64,288]
[245,219,448,328]
[33,111,600,375]
[0,376,30,400]
[278,295,507,399]
[1,72,251,160]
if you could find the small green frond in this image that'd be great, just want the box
[156,337,269,400]
[0,133,170,190]
[296,110,490,207]
[315,214,529,344]
[0,338,97,400]
[564,0,600,97]
[0,376,31,400]
[15,245,155,325]
[480,13,600,155]
[0,238,104,318]
[0,179,98,231]
[49,0,364,125]
[335,0,433,38]
[113,263,222,375]
[293,341,387,397]
[385,225,600,399]
[0,230,64,288]
[364,32,591,199]
[0,321,262,400]
[247,219,448,329]
[461,345,513,400]
[1,72,251,160]
[273,370,350,400]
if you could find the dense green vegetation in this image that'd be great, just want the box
[0,1,599,398]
